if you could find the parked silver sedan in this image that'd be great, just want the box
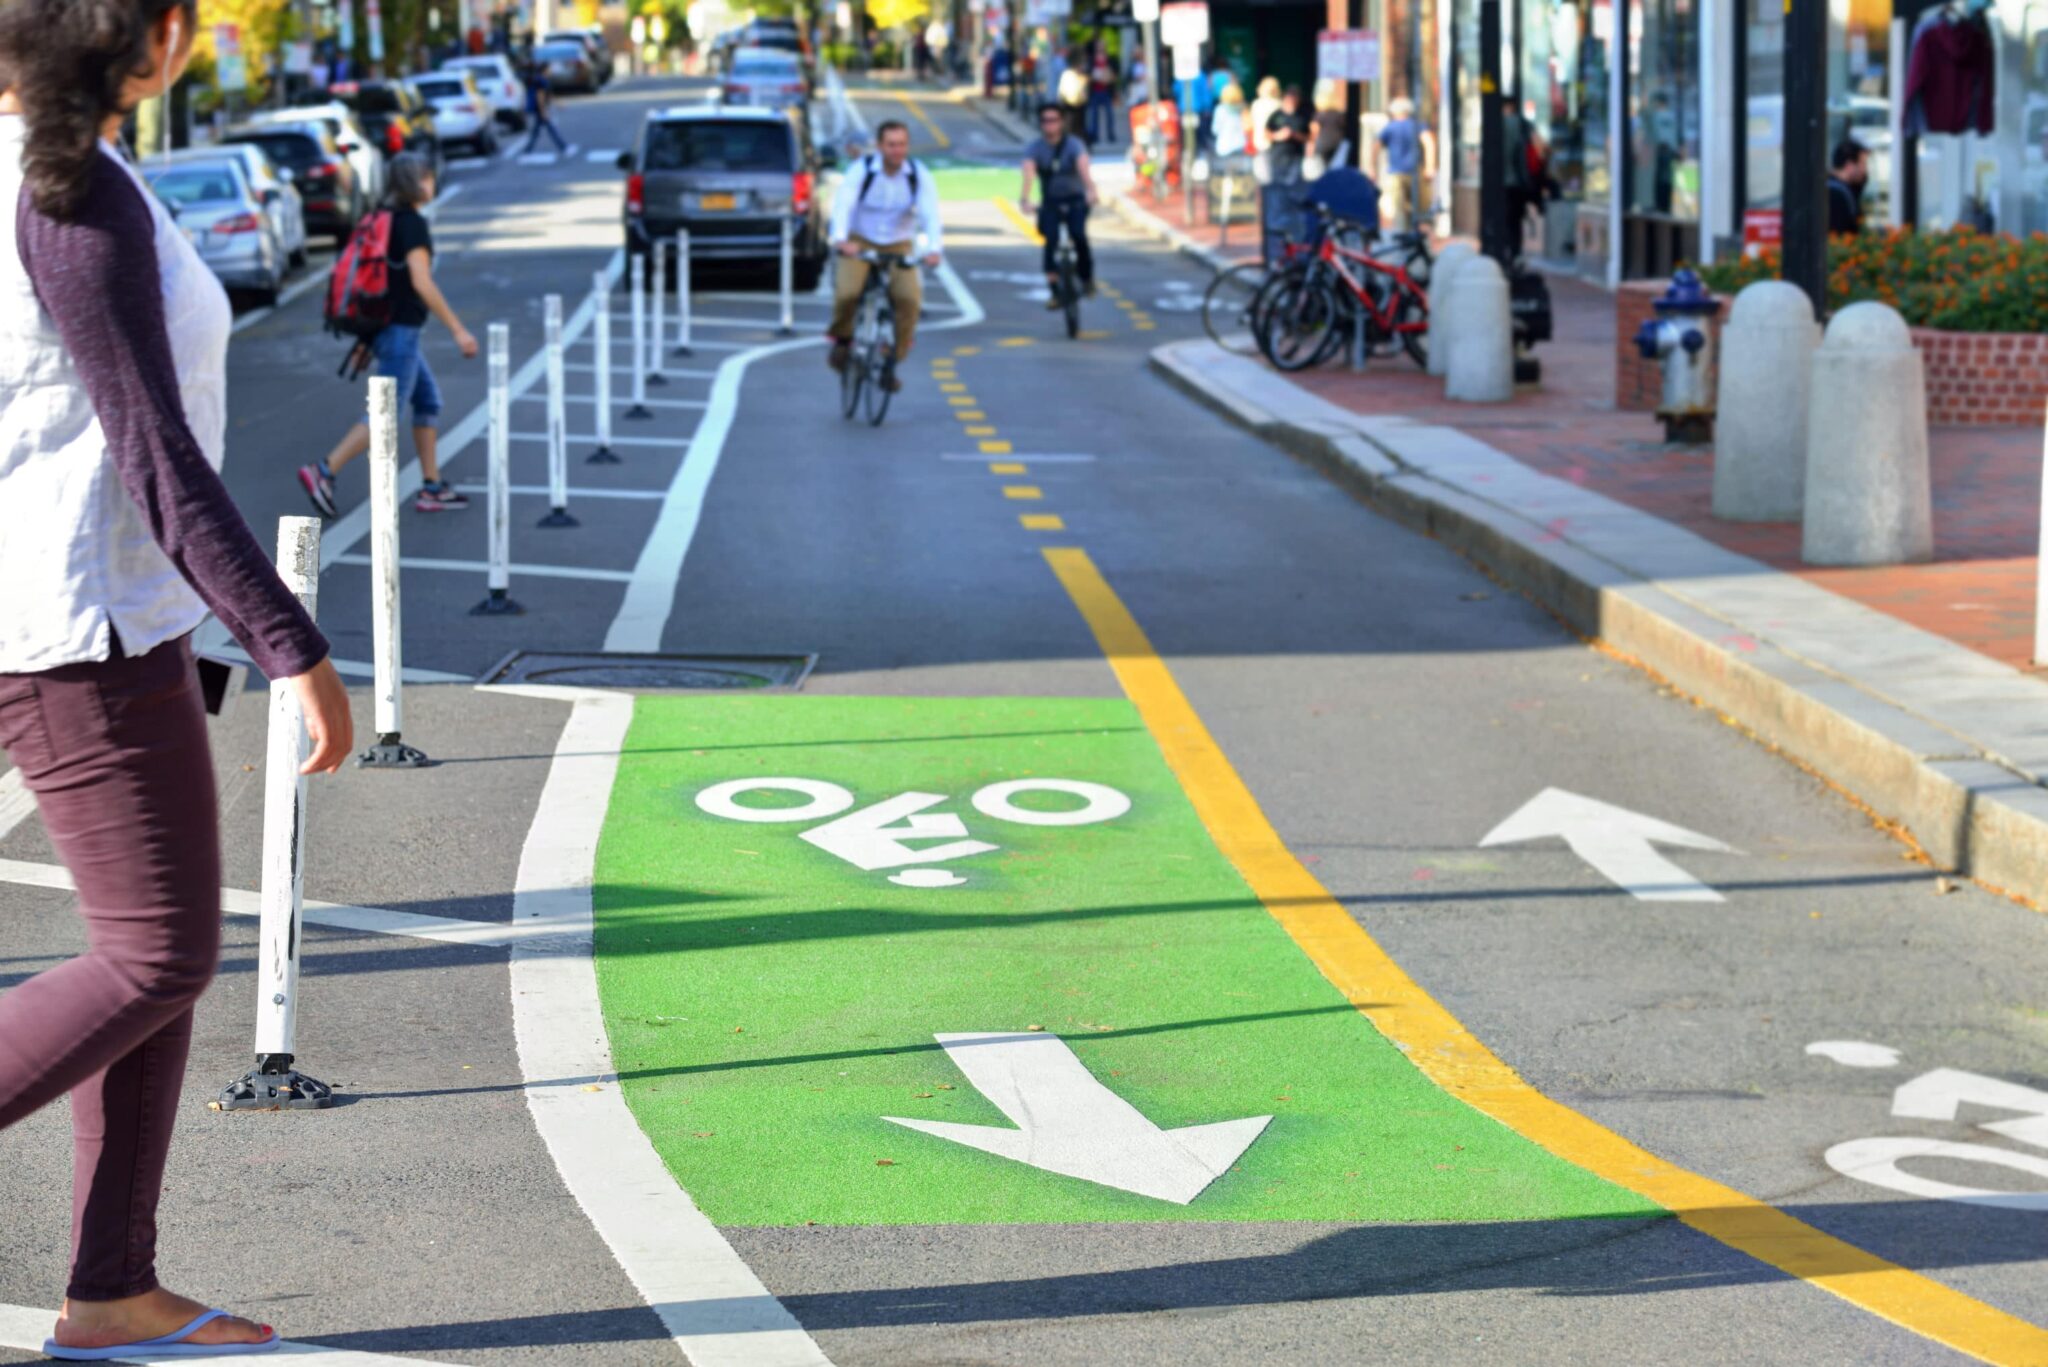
[160,144,308,271]
[145,159,286,307]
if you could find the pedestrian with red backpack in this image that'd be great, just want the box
[301,151,478,517]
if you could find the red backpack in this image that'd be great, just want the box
[325,208,394,341]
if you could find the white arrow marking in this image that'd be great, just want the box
[1480,788,1736,902]
[800,792,998,872]
[883,1032,1271,1204]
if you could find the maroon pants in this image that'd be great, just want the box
[0,635,221,1301]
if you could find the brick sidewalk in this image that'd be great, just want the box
[1272,263,2042,670]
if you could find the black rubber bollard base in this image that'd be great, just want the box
[647,372,670,387]
[624,404,654,420]
[216,1064,334,1111]
[587,446,623,464]
[672,345,693,357]
[471,590,526,616]
[359,735,431,768]
[537,508,579,528]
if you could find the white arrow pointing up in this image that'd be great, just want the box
[883,1032,1271,1204]
[1480,787,1736,902]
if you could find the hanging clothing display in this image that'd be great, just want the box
[1903,5,1995,136]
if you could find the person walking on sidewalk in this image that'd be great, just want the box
[1249,75,1283,182]
[826,121,944,391]
[1373,96,1435,232]
[521,56,568,154]
[1264,85,1309,184]
[300,154,478,516]
[0,0,353,1358]
[1086,44,1119,147]
[1022,102,1099,306]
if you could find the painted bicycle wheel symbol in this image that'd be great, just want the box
[1818,1057,2048,1213]
[694,777,1133,888]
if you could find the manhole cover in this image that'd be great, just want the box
[479,651,814,691]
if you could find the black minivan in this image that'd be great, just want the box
[620,105,829,290]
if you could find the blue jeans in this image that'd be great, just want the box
[371,324,442,430]
[524,110,567,152]
[1087,89,1116,145]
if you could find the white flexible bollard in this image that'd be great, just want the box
[359,377,427,767]
[1443,255,1513,403]
[674,228,693,356]
[777,213,795,335]
[1802,301,1932,566]
[1713,281,1820,522]
[1426,241,1477,379]
[216,516,333,1111]
[648,239,669,386]
[625,252,652,419]
[538,293,577,527]
[472,322,523,614]
[589,268,619,463]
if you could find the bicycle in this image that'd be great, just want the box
[840,250,913,427]
[1259,215,1432,373]
[1050,237,1082,339]
[1201,241,1314,356]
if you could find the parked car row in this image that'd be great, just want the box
[144,144,311,306]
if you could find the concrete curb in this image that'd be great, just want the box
[1149,337,2048,905]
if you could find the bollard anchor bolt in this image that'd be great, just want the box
[358,734,432,768]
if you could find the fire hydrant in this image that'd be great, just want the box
[1633,270,1722,443]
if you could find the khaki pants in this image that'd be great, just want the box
[830,237,923,360]
[1382,172,1417,232]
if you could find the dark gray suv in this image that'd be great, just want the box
[620,106,827,290]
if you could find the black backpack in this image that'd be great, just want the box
[857,154,919,205]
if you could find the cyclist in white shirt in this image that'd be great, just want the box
[827,120,943,390]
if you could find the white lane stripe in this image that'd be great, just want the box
[331,553,633,584]
[564,362,726,377]
[0,859,560,949]
[510,431,700,444]
[452,482,668,501]
[0,768,35,844]
[602,258,985,654]
[0,1302,455,1364]
[203,642,470,685]
[227,260,332,336]
[584,147,623,163]
[318,247,625,572]
[488,685,834,1366]
[514,392,708,409]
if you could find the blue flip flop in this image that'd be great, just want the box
[42,1308,280,1360]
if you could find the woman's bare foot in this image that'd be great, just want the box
[51,1287,274,1350]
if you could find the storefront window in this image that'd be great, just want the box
[1746,0,1892,220]
[1521,0,1610,203]
[1629,0,1701,218]
[1456,0,1483,182]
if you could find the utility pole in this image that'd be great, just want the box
[1343,0,1365,170]
[1478,0,1508,263]
[1136,0,1161,195]
[1781,0,1829,316]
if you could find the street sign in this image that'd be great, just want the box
[213,24,247,92]
[1316,29,1379,83]
[1743,208,1783,258]
[366,0,385,62]
[1132,0,1160,20]
[1159,0,1208,48]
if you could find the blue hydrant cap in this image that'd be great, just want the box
[1654,269,1722,317]
[1632,316,1665,360]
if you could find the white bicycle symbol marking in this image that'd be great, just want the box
[694,777,1133,888]
[1819,1054,2048,1213]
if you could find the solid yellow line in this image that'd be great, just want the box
[1002,485,1041,500]
[989,461,1025,474]
[992,197,1045,245]
[1040,545,2048,1367]
[1020,513,1064,530]
[898,91,951,150]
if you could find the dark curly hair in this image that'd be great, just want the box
[0,0,196,220]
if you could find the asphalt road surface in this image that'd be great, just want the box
[0,74,2043,1367]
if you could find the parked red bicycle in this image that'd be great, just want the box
[1258,211,1431,373]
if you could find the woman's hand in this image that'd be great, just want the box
[289,660,354,774]
[453,325,479,359]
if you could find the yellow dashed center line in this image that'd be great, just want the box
[1002,485,1042,500]
[939,382,967,393]
[997,337,1035,348]
[965,426,998,436]
[979,439,1014,454]
[953,344,981,356]
[947,396,975,407]
[988,462,1025,474]
[1019,513,1065,530]
[954,410,987,421]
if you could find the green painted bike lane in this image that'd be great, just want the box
[593,694,1654,1226]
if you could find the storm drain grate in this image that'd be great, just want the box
[479,651,815,691]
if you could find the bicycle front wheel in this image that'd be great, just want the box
[1261,274,1341,372]
[1201,261,1266,354]
[1061,267,1080,339]
[862,343,893,425]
